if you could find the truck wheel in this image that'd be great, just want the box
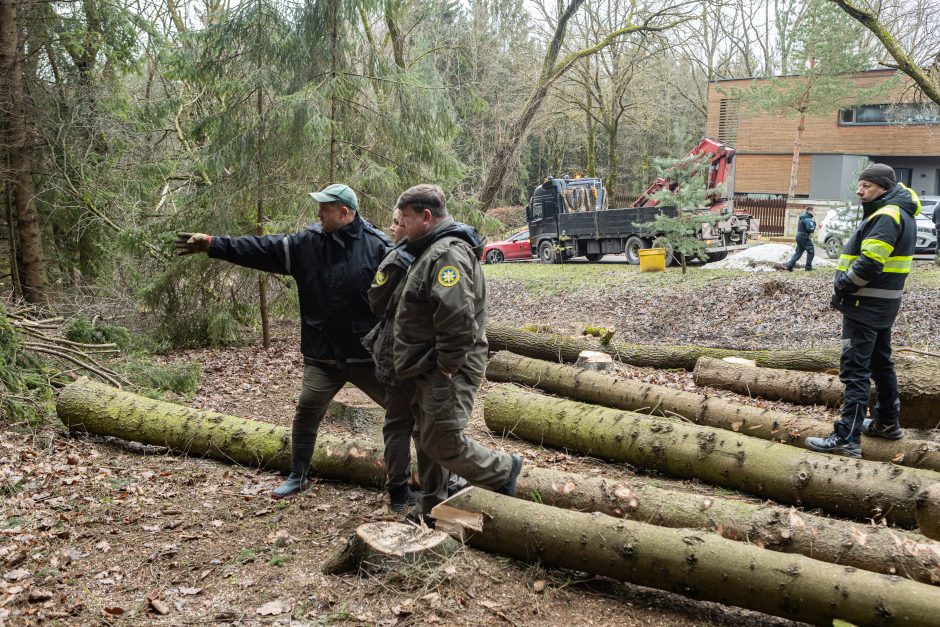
[538,240,559,264]
[485,249,504,264]
[705,251,728,263]
[623,236,648,265]
[585,253,604,262]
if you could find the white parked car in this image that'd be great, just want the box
[818,204,938,259]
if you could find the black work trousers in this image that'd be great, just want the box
[833,317,899,442]
[786,234,815,270]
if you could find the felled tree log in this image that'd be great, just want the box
[57,378,387,486]
[322,522,459,575]
[516,465,940,585]
[694,356,940,430]
[695,356,844,406]
[485,352,940,472]
[432,488,940,626]
[483,383,940,528]
[918,485,940,542]
[486,323,841,371]
[55,379,940,583]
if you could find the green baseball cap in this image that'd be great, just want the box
[309,183,359,210]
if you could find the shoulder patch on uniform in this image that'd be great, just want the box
[438,265,460,287]
[374,269,388,286]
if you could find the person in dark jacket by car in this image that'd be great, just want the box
[806,164,921,458]
[175,184,392,498]
[785,206,816,271]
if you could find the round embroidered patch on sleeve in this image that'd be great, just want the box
[374,269,388,286]
[438,265,460,287]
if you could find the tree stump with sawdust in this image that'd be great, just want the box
[322,522,459,575]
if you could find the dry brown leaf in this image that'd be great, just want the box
[256,600,289,616]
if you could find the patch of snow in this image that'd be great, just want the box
[704,243,835,272]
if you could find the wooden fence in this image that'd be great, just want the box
[733,195,788,235]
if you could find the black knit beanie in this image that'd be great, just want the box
[858,163,896,190]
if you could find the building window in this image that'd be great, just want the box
[838,103,940,126]
[718,99,739,144]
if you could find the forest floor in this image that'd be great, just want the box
[2,257,939,625]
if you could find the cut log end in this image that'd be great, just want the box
[722,357,756,367]
[322,522,459,575]
[575,350,614,371]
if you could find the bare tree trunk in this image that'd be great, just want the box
[585,109,596,177]
[604,120,619,197]
[256,3,270,349]
[433,488,940,626]
[3,151,21,298]
[329,1,338,181]
[0,0,48,303]
[787,109,806,199]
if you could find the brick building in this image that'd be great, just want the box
[706,70,940,201]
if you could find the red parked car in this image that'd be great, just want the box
[482,230,533,264]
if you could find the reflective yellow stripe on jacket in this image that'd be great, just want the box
[837,251,912,275]
[861,238,894,263]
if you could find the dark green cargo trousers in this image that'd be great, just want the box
[413,369,513,514]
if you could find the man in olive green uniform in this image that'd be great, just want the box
[392,184,521,521]
[362,208,419,512]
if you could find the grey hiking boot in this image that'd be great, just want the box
[447,474,468,497]
[389,485,419,514]
[496,454,523,496]
[862,418,903,440]
[805,433,861,458]
[271,471,309,499]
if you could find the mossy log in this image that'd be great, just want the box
[485,351,940,472]
[322,522,459,575]
[694,356,940,430]
[56,378,387,486]
[483,383,940,528]
[695,355,845,406]
[515,465,940,585]
[486,323,841,371]
[54,379,940,583]
[432,488,940,626]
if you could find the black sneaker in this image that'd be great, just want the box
[861,418,903,440]
[389,485,419,514]
[496,455,523,496]
[805,433,861,458]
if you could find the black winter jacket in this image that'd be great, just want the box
[208,215,392,367]
[832,183,920,329]
[796,212,816,237]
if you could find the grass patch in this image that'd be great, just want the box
[484,262,746,296]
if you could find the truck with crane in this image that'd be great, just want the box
[524,138,759,264]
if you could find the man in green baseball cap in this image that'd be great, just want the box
[175,183,394,499]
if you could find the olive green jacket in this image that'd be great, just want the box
[392,219,487,380]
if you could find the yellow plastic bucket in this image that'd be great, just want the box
[638,248,666,272]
